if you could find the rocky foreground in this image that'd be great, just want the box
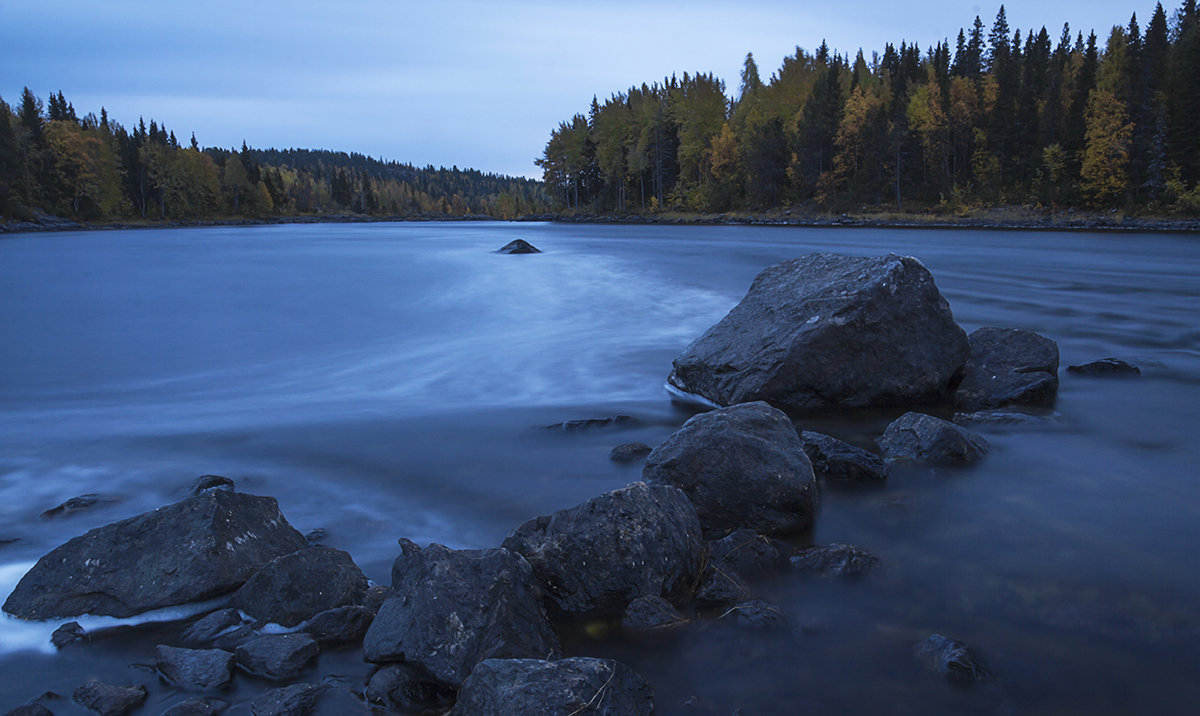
[2,252,1140,715]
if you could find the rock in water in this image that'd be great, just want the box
[502,482,705,617]
[668,253,969,410]
[790,544,880,576]
[234,633,319,682]
[363,539,560,690]
[72,681,147,716]
[450,657,655,716]
[366,663,457,715]
[914,634,992,684]
[4,490,309,620]
[155,645,235,691]
[878,412,990,466]
[622,595,688,632]
[231,545,368,627]
[799,431,888,484]
[642,402,817,538]
[953,327,1059,409]
[497,238,542,254]
[1067,358,1141,377]
[249,683,321,716]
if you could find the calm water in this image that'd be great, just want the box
[1,222,1198,714]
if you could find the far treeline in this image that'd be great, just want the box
[0,95,550,223]
[538,2,1200,215]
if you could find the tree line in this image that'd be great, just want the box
[0,93,550,223]
[538,2,1200,215]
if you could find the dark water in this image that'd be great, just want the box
[1,222,1197,714]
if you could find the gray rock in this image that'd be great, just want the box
[694,564,750,607]
[182,609,247,647]
[502,482,705,617]
[915,634,992,684]
[953,327,1059,409]
[40,494,116,519]
[51,621,86,648]
[362,585,390,614]
[718,600,786,630]
[4,491,308,619]
[622,595,688,632]
[1067,358,1141,377]
[156,645,235,691]
[609,442,653,464]
[497,239,541,254]
[365,664,456,715]
[450,657,655,716]
[3,705,54,716]
[363,540,560,689]
[543,415,633,432]
[879,412,990,466]
[643,402,817,538]
[668,253,969,410]
[248,684,320,716]
[302,605,374,644]
[234,633,318,682]
[190,475,235,495]
[706,528,784,577]
[231,546,368,627]
[790,544,880,576]
[72,681,147,716]
[160,698,227,716]
[799,431,888,484]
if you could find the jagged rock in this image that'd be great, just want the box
[248,683,320,716]
[643,402,817,538]
[40,494,116,519]
[497,239,541,254]
[622,595,688,632]
[790,544,880,576]
[234,634,318,682]
[365,663,457,715]
[878,412,990,466]
[156,645,235,691]
[450,657,655,716]
[915,634,992,684]
[363,585,391,613]
[72,681,147,716]
[694,564,750,607]
[717,600,786,630]
[190,475,235,495]
[503,482,704,617]
[1067,358,1141,377]
[799,431,888,484]
[181,608,250,648]
[303,528,327,544]
[51,621,86,648]
[706,528,784,577]
[231,546,368,627]
[363,539,560,689]
[160,697,227,716]
[302,605,374,644]
[3,705,53,716]
[609,442,653,464]
[4,490,308,619]
[668,253,969,410]
[953,327,1059,409]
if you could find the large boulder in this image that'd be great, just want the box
[231,545,368,627]
[450,658,654,716]
[502,482,705,617]
[953,327,1059,409]
[668,253,969,410]
[363,540,560,690]
[642,402,817,538]
[4,490,308,620]
[879,412,989,466]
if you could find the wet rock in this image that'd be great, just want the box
[497,238,541,254]
[450,657,655,716]
[231,546,368,627]
[502,481,704,617]
[609,442,653,464]
[952,410,1056,426]
[362,585,390,614]
[706,528,784,577]
[302,605,374,645]
[0,537,18,548]
[40,494,116,519]
[914,633,992,684]
[72,681,147,716]
[643,402,817,538]
[190,475,235,495]
[668,253,969,410]
[694,564,750,607]
[156,645,235,691]
[248,683,320,716]
[303,528,327,544]
[790,544,880,576]
[799,430,888,484]
[182,608,250,648]
[160,698,227,716]
[312,687,370,715]
[4,490,308,620]
[363,539,560,689]
[51,621,86,648]
[718,600,786,630]
[878,412,989,466]
[234,633,318,682]
[622,595,689,632]
[3,705,53,716]
[953,327,1059,410]
[1067,358,1141,377]
[365,663,457,715]
[543,415,633,432]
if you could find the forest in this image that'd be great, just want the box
[0,94,550,224]
[538,2,1200,216]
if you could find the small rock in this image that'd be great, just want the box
[160,698,227,716]
[72,681,147,716]
[496,238,542,254]
[799,431,888,484]
[953,327,1060,410]
[182,608,248,647]
[248,683,320,716]
[543,415,633,432]
[952,410,1055,426]
[234,633,318,682]
[303,528,327,544]
[915,633,992,684]
[50,621,86,648]
[622,595,689,632]
[40,494,115,519]
[878,412,989,466]
[790,544,880,576]
[718,600,786,630]
[694,564,750,607]
[232,546,368,627]
[156,645,235,691]
[450,657,655,716]
[313,686,370,715]
[190,475,235,495]
[1067,358,1141,377]
[609,442,653,464]
[303,605,374,644]
[366,663,456,715]
[706,529,784,577]
[3,705,54,716]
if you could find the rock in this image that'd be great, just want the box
[706,528,784,577]
[362,585,390,613]
[156,645,235,691]
[543,415,633,432]
[1067,358,1141,377]
[622,595,689,632]
[190,475,235,495]
[181,608,250,648]
[450,657,655,716]
[72,681,147,716]
[790,544,880,576]
[718,600,786,630]
[3,705,53,716]
[312,687,370,715]
[303,528,327,544]
[952,410,1056,426]
[51,621,86,648]
[953,327,1059,409]
[694,564,750,607]
[40,494,116,519]
[248,683,320,716]
[668,253,969,410]
[609,442,653,464]
[4,490,308,619]
[160,698,227,716]
[302,605,374,644]
[234,633,318,682]
[799,431,888,484]
[502,482,704,617]
[363,539,560,689]
[231,546,368,627]
[878,412,990,466]
[0,537,18,548]
[642,402,817,538]
[365,663,456,715]
[497,238,542,254]
[914,634,992,684]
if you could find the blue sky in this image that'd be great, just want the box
[1,0,1154,178]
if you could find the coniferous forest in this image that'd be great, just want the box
[539,2,1200,216]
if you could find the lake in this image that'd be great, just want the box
[1,222,1198,714]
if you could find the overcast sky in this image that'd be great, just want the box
[2,0,1154,178]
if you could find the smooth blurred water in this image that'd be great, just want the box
[1,222,1197,714]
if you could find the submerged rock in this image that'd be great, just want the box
[706,528,785,577]
[160,698,227,716]
[231,545,368,627]
[502,481,705,617]
[3,705,54,716]
[694,564,750,607]
[609,442,653,464]
[668,253,969,410]
[914,634,992,684]
[156,645,235,691]
[799,430,888,484]
[643,402,817,538]
[190,475,235,495]
[543,415,634,432]
[366,663,457,715]
[181,608,249,648]
[450,657,655,716]
[234,633,319,682]
[72,681,147,716]
[878,412,990,466]
[497,238,542,254]
[953,327,1059,409]
[718,600,787,630]
[790,544,880,577]
[4,490,308,620]
[40,493,116,519]
[1067,358,1141,377]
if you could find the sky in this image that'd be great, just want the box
[1,0,1156,179]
